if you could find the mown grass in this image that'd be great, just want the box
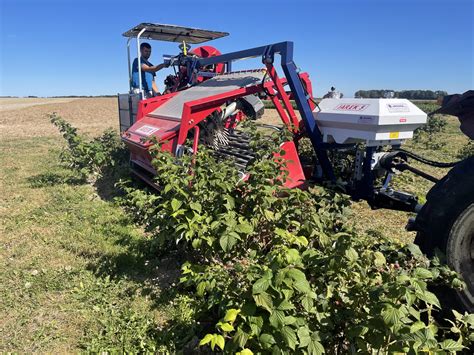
[0,135,184,352]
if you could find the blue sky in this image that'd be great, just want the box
[0,0,472,97]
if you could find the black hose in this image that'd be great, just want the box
[296,74,321,112]
[392,148,462,168]
[395,163,440,183]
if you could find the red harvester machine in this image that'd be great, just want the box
[118,23,474,312]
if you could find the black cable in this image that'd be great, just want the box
[392,148,462,168]
[260,70,277,98]
[296,74,321,112]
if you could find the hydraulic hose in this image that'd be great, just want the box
[392,148,462,168]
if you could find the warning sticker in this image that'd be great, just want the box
[387,103,409,113]
[389,132,400,139]
[334,103,369,111]
[135,125,160,136]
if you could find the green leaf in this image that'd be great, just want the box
[253,292,274,312]
[293,279,312,294]
[237,349,253,355]
[219,232,239,252]
[220,322,234,332]
[249,316,263,336]
[171,198,182,212]
[215,334,225,350]
[419,290,441,308]
[191,238,202,249]
[382,305,403,326]
[408,306,420,321]
[410,321,425,333]
[414,267,433,279]
[236,222,254,234]
[441,339,464,352]
[373,251,386,267]
[264,210,275,221]
[296,236,309,247]
[233,328,249,348]
[287,268,306,283]
[241,302,256,316]
[407,243,423,257]
[224,308,240,323]
[269,309,286,328]
[199,333,213,346]
[259,333,276,348]
[281,326,297,350]
[452,309,463,320]
[297,326,311,347]
[308,338,325,354]
[165,183,175,193]
[277,299,294,311]
[285,248,301,264]
[253,277,271,295]
[301,295,314,312]
[345,247,359,262]
[464,313,474,325]
[286,268,312,295]
[197,281,206,296]
[411,278,427,292]
[224,196,235,210]
[189,202,202,214]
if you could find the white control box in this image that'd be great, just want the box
[313,98,427,146]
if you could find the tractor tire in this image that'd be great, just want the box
[414,156,474,313]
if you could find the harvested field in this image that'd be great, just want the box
[0,98,80,111]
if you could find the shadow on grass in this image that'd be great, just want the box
[80,208,184,301]
[27,160,139,203]
[93,165,149,201]
[27,171,86,188]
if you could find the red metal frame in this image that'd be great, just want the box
[190,45,225,80]
[122,63,315,188]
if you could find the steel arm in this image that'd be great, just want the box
[185,41,336,181]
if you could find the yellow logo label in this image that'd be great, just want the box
[389,132,400,139]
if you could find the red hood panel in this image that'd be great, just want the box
[122,116,180,146]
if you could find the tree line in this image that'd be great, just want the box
[355,90,448,100]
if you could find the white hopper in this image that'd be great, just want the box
[313,98,427,146]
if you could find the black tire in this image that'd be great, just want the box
[414,156,474,313]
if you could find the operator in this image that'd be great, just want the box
[132,42,168,97]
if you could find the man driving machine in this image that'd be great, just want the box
[132,42,168,97]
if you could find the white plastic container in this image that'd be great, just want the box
[313,98,427,146]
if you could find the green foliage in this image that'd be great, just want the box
[457,141,474,159]
[355,90,447,100]
[414,101,440,114]
[49,113,127,180]
[115,128,473,353]
[262,100,299,110]
[413,114,447,149]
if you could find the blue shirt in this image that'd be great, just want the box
[132,57,155,92]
